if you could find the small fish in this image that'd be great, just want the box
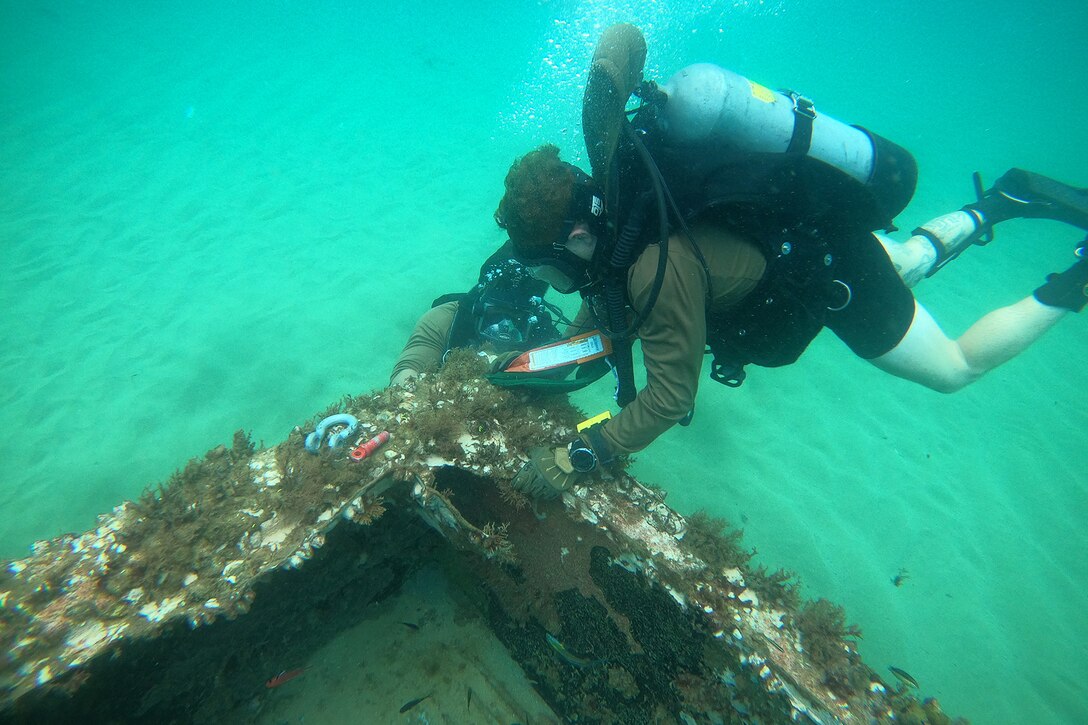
[466,685,473,711]
[400,621,419,631]
[545,632,606,669]
[891,568,910,587]
[888,665,919,689]
[265,667,305,688]
[399,693,432,714]
[759,632,785,653]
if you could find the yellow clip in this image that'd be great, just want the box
[577,411,612,432]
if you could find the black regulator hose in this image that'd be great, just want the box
[605,121,671,407]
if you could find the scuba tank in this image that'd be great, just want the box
[654,63,917,223]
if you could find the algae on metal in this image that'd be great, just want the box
[1,354,966,723]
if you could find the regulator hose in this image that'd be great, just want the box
[604,121,671,406]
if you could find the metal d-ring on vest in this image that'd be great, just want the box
[826,279,853,311]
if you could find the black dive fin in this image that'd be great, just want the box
[990,168,1088,230]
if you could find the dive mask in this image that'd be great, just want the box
[522,247,594,294]
[474,297,555,352]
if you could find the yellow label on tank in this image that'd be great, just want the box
[749,81,776,103]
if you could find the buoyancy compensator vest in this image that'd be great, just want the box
[582,38,918,398]
[635,65,917,386]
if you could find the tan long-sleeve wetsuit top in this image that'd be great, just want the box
[389,302,458,385]
[390,223,766,457]
[596,222,766,456]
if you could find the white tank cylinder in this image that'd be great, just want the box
[658,63,876,184]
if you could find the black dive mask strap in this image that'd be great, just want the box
[568,166,608,239]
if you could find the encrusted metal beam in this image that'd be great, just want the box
[0,354,964,724]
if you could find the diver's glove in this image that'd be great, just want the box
[511,425,614,499]
[512,446,580,499]
[485,350,521,374]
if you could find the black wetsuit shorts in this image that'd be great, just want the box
[706,228,917,370]
[822,230,916,359]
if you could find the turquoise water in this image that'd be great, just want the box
[2,1,1086,721]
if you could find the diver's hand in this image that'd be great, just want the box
[390,369,418,388]
[484,350,521,374]
[511,446,581,499]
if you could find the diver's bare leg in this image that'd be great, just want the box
[874,211,979,288]
[869,299,1066,392]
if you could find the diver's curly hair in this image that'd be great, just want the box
[495,144,575,258]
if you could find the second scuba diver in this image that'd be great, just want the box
[390,242,566,387]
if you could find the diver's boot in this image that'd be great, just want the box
[1034,250,1088,312]
[964,168,1088,238]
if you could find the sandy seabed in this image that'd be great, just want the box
[2,2,1086,722]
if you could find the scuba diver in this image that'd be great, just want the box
[390,242,566,386]
[497,23,1088,496]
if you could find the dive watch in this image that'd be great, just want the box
[567,437,598,473]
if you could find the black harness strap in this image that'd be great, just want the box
[783,90,816,155]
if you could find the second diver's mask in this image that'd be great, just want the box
[474,296,553,352]
[502,166,607,294]
[440,255,562,358]
[468,257,562,353]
